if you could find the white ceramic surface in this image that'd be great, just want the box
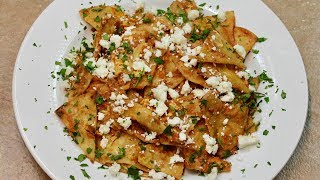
[12,0,308,179]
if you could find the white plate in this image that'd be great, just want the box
[13,0,308,179]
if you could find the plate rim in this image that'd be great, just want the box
[12,0,309,179]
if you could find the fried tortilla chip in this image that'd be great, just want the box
[234,27,258,55]
[55,92,97,161]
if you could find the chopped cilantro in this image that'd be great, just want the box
[201,99,208,106]
[80,164,88,167]
[153,57,164,64]
[74,154,86,163]
[263,130,269,136]
[127,166,140,180]
[252,49,259,54]
[81,169,90,179]
[23,128,28,131]
[272,125,276,130]
[254,164,258,168]
[199,3,206,7]
[281,90,287,99]
[264,97,270,103]
[64,21,68,28]
[33,43,37,47]
[257,37,267,43]
[222,150,231,158]
[44,126,48,130]
[110,147,126,161]
[269,110,274,117]
[267,161,272,166]
[94,16,101,22]
[86,148,92,154]
[143,18,152,23]
[102,34,109,40]
[95,96,104,105]
[163,125,173,136]
[69,175,75,180]
[147,75,153,83]
[67,156,71,161]
[241,168,245,174]
[157,9,166,16]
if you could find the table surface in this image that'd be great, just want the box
[0,0,319,179]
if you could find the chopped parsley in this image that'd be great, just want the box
[254,164,258,168]
[69,175,75,180]
[201,99,208,106]
[157,9,166,16]
[264,97,270,103]
[122,42,133,54]
[33,43,37,47]
[67,156,71,161]
[23,128,28,131]
[222,150,231,158]
[263,130,269,136]
[80,164,88,167]
[44,126,48,130]
[267,161,272,166]
[272,125,276,130]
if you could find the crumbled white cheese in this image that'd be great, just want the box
[148,169,174,180]
[171,27,187,45]
[211,35,216,40]
[166,72,173,78]
[110,34,122,48]
[149,99,168,117]
[123,26,136,36]
[154,49,162,57]
[151,82,169,102]
[206,76,222,88]
[201,67,207,73]
[109,162,121,176]
[117,117,132,130]
[168,117,182,126]
[132,60,151,72]
[143,49,152,62]
[217,11,227,22]
[220,92,235,102]
[122,73,131,83]
[181,81,192,95]
[143,132,157,141]
[99,39,110,49]
[236,71,250,80]
[222,118,229,126]
[97,112,105,121]
[99,119,114,135]
[169,154,184,165]
[182,23,192,34]
[192,89,209,99]
[93,57,115,79]
[177,17,184,25]
[179,131,187,141]
[238,135,259,149]
[233,44,247,58]
[168,88,180,99]
[188,9,200,20]
[100,136,108,148]
[203,133,219,155]
[155,34,171,49]
[217,81,233,94]
[206,167,218,180]
[249,85,256,91]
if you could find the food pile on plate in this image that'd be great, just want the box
[55,0,262,179]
